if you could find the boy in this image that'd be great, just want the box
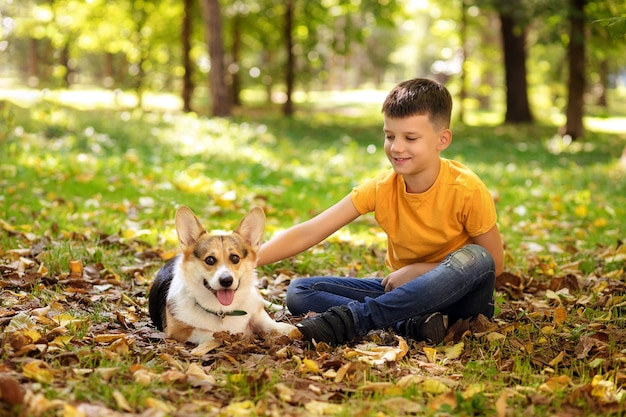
[257,78,504,345]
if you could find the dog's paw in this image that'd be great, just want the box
[288,326,303,340]
[278,322,303,340]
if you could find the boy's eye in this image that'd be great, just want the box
[407,137,418,141]
[385,135,394,140]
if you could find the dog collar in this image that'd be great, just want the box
[195,301,247,318]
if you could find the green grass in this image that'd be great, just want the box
[1,91,626,416]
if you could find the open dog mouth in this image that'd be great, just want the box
[204,279,236,306]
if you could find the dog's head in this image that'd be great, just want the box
[174,206,265,308]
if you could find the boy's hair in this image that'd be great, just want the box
[381,78,452,129]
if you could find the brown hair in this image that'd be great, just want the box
[381,78,452,129]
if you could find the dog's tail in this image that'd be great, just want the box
[148,258,176,331]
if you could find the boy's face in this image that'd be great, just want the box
[383,114,451,180]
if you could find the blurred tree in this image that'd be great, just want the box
[283,0,294,116]
[199,0,231,117]
[497,1,533,123]
[182,0,194,112]
[564,0,587,140]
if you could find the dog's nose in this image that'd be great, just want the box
[219,274,233,288]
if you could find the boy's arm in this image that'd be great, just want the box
[257,194,361,266]
[471,225,504,276]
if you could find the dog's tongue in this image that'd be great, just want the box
[216,289,235,306]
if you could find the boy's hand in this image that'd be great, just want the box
[382,263,437,292]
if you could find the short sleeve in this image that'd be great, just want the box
[351,176,379,215]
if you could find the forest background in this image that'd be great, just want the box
[1,0,626,416]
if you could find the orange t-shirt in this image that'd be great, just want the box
[351,158,497,271]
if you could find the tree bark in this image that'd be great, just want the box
[499,12,533,123]
[564,0,586,140]
[198,0,232,117]
[459,0,468,124]
[283,0,295,117]
[182,0,194,112]
[28,38,39,86]
[231,13,242,106]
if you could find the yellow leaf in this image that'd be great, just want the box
[443,342,464,360]
[423,347,437,363]
[574,205,588,218]
[17,329,41,343]
[94,367,119,381]
[590,375,624,403]
[495,391,508,417]
[304,400,344,415]
[186,363,214,383]
[22,360,54,384]
[548,351,566,367]
[68,259,83,276]
[553,307,567,325]
[301,358,320,374]
[334,363,351,383]
[275,383,295,402]
[397,374,425,388]
[359,382,402,395]
[540,375,571,393]
[223,400,256,417]
[229,373,245,383]
[191,340,221,356]
[94,334,125,343]
[593,217,608,228]
[133,369,154,385]
[54,313,80,327]
[63,404,82,417]
[421,378,451,394]
[462,383,485,399]
[487,332,506,343]
[428,391,457,411]
[49,335,73,348]
[144,397,175,413]
[112,390,133,412]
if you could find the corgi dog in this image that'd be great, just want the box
[148,206,297,344]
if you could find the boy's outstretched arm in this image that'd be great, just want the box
[471,225,504,277]
[257,194,361,266]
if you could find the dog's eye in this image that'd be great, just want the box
[205,256,217,266]
[229,254,240,264]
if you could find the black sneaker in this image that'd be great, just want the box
[296,305,356,345]
[403,312,447,344]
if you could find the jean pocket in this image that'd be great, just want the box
[444,247,477,270]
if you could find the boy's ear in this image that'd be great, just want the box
[437,128,452,150]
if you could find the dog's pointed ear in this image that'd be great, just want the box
[236,207,265,250]
[175,206,206,251]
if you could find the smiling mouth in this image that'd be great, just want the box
[203,279,238,306]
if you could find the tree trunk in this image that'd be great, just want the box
[595,58,608,108]
[283,0,295,117]
[103,52,115,88]
[231,13,242,106]
[28,38,39,86]
[459,0,468,124]
[60,41,71,88]
[499,12,533,123]
[198,0,231,117]
[182,0,194,112]
[564,0,586,140]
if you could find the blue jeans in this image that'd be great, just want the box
[285,244,496,337]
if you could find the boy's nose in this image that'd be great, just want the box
[390,141,404,153]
